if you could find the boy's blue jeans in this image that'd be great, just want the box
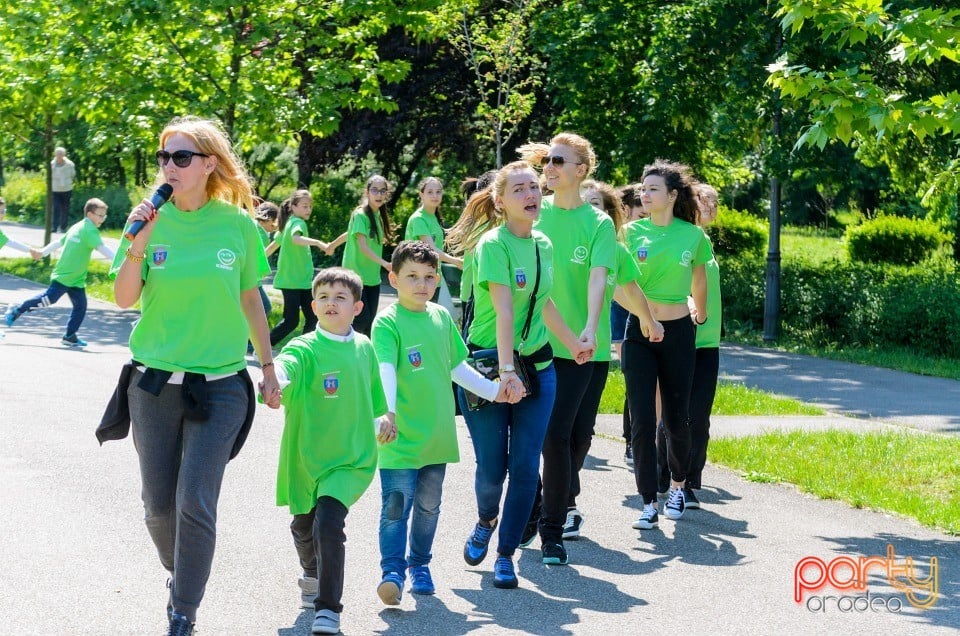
[378,464,446,575]
[13,280,87,336]
[457,363,556,557]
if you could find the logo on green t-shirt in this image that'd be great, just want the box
[407,348,422,368]
[572,245,588,264]
[680,250,693,267]
[324,374,339,396]
[515,268,527,289]
[217,248,237,270]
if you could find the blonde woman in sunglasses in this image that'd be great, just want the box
[110,116,277,636]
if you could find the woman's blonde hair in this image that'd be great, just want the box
[447,161,537,254]
[517,132,597,180]
[582,179,625,234]
[157,116,254,214]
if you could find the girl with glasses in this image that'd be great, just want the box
[404,177,462,316]
[341,175,394,335]
[108,116,278,636]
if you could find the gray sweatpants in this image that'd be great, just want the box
[128,370,247,622]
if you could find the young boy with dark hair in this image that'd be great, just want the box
[371,240,513,605]
[266,266,394,635]
[4,198,114,346]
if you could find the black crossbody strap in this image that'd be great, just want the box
[520,240,541,344]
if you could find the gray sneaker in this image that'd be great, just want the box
[312,609,340,634]
[298,576,318,609]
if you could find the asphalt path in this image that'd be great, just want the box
[0,240,957,634]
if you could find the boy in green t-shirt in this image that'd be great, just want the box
[4,198,114,347]
[266,267,393,636]
[371,240,510,605]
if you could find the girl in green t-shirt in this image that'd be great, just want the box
[513,133,615,564]
[405,177,463,317]
[622,159,711,533]
[341,175,393,336]
[268,190,330,345]
[459,161,584,590]
[112,116,279,635]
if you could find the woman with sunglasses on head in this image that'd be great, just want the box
[515,133,615,566]
[109,116,278,636]
[622,159,711,532]
[267,189,330,346]
[342,175,393,336]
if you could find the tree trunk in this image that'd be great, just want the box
[763,92,782,342]
[44,115,54,247]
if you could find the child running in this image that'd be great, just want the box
[265,267,392,635]
[4,198,115,346]
[371,240,512,605]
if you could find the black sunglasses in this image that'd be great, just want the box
[540,155,582,167]
[156,149,209,168]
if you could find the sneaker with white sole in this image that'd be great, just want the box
[298,575,318,609]
[61,334,87,347]
[683,487,700,509]
[624,443,634,466]
[312,609,340,634]
[664,487,686,520]
[562,508,585,540]
[632,502,659,529]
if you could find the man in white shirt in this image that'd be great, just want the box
[51,147,76,232]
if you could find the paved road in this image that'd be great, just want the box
[1,248,958,634]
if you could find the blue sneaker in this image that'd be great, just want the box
[493,556,518,589]
[409,565,435,595]
[377,571,404,606]
[4,307,16,327]
[166,612,194,636]
[463,519,497,566]
[61,334,87,347]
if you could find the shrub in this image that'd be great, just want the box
[2,170,46,221]
[845,214,949,265]
[707,207,767,259]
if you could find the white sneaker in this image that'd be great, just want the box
[562,508,585,539]
[298,576,318,609]
[631,502,659,529]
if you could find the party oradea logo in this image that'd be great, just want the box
[794,544,938,613]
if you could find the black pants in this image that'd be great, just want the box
[270,288,316,346]
[568,360,609,507]
[622,316,695,504]
[538,358,607,543]
[290,496,349,613]
[353,284,380,336]
[53,190,72,231]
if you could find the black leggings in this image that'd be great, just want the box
[353,284,380,336]
[622,315,695,504]
[290,496,348,613]
[539,358,608,543]
[270,288,316,346]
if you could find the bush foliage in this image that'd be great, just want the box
[706,207,767,259]
[845,214,950,266]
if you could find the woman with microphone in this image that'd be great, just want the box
[110,116,278,636]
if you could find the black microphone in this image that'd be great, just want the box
[124,184,173,241]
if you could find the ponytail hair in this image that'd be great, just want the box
[277,189,311,232]
[447,161,537,254]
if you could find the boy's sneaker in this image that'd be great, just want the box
[377,571,404,605]
[519,518,538,548]
[541,542,569,565]
[562,508,585,540]
[409,565,435,595]
[464,519,497,566]
[664,487,686,520]
[298,575,318,609]
[624,443,634,466]
[631,502,659,529]
[683,487,700,509]
[311,609,340,634]
[4,307,16,327]
[493,556,518,589]
[166,613,194,636]
[61,334,87,347]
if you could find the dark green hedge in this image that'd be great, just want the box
[706,207,767,259]
[721,255,960,358]
[845,215,950,265]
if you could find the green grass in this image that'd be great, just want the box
[709,430,960,535]
[0,257,116,301]
[781,227,847,264]
[599,368,823,416]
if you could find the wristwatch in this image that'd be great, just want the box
[499,364,516,376]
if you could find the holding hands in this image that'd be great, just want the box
[572,329,597,365]
[377,412,398,444]
[495,372,526,404]
[641,318,665,343]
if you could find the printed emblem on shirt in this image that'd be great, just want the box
[637,248,648,262]
[680,250,693,267]
[407,347,423,369]
[571,245,588,265]
[515,268,528,289]
[323,373,340,397]
[217,248,237,271]
[152,245,168,268]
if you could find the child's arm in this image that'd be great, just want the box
[376,362,399,443]
[356,233,391,272]
[323,232,347,255]
[264,240,279,257]
[451,361,517,404]
[291,234,328,252]
[38,241,60,258]
[95,242,116,261]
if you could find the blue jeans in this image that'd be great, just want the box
[378,464,446,574]
[458,363,556,557]
[13,280,87,337]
